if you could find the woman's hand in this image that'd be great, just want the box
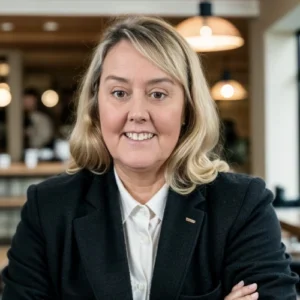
[224,281,259,300]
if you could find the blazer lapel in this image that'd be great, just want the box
[150,186,207,300]
[73,169,133,300]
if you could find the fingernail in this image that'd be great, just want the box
[237,280,244,287]
[251,292,259,299]
[248,283,257,290]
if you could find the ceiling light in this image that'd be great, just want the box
[0,62,10,77]
[176,1,244,52]
[42,89,59,107]
[1,22,14,32]
[43,21,59,32]
[211,71,247,101]
[0,88,12,107]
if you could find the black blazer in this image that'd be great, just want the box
[2,168,298,299]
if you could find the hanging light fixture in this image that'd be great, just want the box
[0,56,10,77]
[0,56,11,107]
[176,1,244,52]
[41,89,59,107]
[211,70,247,101]
[0,86,12,107]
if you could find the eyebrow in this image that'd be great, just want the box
[104,75,175,85]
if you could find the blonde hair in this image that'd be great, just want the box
[68,15,229,194]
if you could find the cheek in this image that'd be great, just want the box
[155,108,183,137]
[98,101,123,135]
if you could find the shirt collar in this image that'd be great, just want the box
[114,168,168,223]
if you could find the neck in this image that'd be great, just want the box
[114,163,166,204]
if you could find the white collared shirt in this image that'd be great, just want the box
[114,169,168,300]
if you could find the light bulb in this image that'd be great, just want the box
[200,25,212,37]
[43,22,59,32]
[0,63,10,77]
[0,88,12,107]
[42,90,59,107]
[220,84,234,99]
[1,22,14,32]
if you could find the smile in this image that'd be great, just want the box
[124,132,155,141]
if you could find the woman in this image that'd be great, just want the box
[2,16,298,300]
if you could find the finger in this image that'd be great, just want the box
[225,284,257,300]
[232,280,244,291]
[240,292,259,300]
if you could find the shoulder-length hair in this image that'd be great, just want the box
[67,15,229,194]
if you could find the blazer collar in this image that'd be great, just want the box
[84,168,113,210]
[74,168,207,300]
[150,185,206,300]
[74,168,133,300]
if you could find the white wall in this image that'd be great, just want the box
[250,0,300,198]
[265,33,298,198]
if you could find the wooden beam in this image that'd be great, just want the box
[0,33,100,45]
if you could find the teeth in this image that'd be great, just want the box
[125,132,154,141]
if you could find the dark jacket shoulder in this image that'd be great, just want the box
[30,169,97,217]
[207,171,268,208]
[35,168,93,191]
[210,171,264,191]
[203,172,272,239]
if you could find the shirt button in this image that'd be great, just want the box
[138,283,145,290]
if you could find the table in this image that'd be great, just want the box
[0,162,66,245]
[275,208,300,261]
[276,208,300,238]
[0,162,66,177]
[0,247,8,271]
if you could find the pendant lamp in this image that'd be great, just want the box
[211,70,247,101]
[0,56,12,107]
[41,89,59,108]
[176,1,244,52]
[41,78,60,108]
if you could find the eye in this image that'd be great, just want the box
[150,92,166,100]
[112,90,127,99]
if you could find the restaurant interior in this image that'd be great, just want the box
[0,0,299,296]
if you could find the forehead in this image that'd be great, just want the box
[101,40,172,80]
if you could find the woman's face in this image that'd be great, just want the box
[98,40,185,172]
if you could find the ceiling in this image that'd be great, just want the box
[0,16,109,48]
[0,15,248,66]
[0,16,184,72]
[0,15,249,91]
[0,0,260,17]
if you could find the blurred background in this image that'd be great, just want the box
[0,0,299,294]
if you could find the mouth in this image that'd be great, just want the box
[123,132,155,141]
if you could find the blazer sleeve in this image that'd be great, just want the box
[223,177,299,299]
[1,184,55,299]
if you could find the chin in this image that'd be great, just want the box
[119,157,159,171]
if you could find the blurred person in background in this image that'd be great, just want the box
[1,16,298,300]
[23,88,54,150]
[222,119,248,172]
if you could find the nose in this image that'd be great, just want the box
[127,95,150,123]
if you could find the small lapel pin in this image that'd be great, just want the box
[186,217,196,224]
